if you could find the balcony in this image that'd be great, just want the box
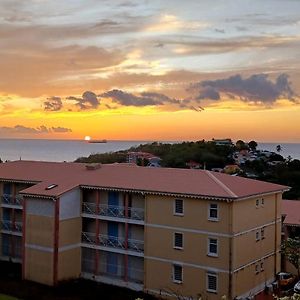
[1,194,23,208]
[82,232,144,254]
[82,202,144,222]
[1,220,23,234]
[81,258,144,284]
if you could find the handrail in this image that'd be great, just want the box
[82,202,144,221]
[1,220,23,232]
[1,194,23,206]
[82,232,144,252]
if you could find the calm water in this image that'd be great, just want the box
[0,139,299,162]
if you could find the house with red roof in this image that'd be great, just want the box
[281,200,300,275]
[0,160,289,299]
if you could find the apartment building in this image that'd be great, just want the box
[0,160,288,299]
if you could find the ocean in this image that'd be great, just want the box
[0,139,299,162]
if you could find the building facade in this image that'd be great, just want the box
[0,161,288,299]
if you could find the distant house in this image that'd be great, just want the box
[282,200,300,274]
[186,160,202,169]
[212,138,233,146]
[223,164,241,174]
[127,152,161,167]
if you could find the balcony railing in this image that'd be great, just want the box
[82,258,144,283]
[82,202,144,221]
[1,220,23,233]
[82,232,144,253]
[1,194,23,207]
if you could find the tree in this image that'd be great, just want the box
[236,140,248,150]
[281,237,300,277]
[276,144,282,153]
[248,140,258,151]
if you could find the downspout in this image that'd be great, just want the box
[53,197,60,285]
[274,193,278,277]
[228,200,233,300]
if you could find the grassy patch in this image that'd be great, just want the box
[0,294,19,300]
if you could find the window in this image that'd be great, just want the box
[208,203,219,221]
[255,264,259,274]
[261,198,264,206]
[261,227,265,239]
[174,232,183,249]
[173,264,183,283]
[207,273,218,293]
[174,199,184,215]
[208,238,218,256]
[255,231,260,241]
[256,199,259,207]
[260,261,264,272]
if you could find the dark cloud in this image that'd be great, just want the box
[44,96,62,111]
[214,28,225,34]
[51,126,72,133]
[67,91,99,110]
[100,89,186,107]
[0,125,72,134]
[190,73,297,103]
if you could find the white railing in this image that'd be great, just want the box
[82,202,144,221]
[81,258,143,283]
[1,194,23,207]
[1,220,23,232]
[82,232,144,253]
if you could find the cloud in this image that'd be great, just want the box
[51,126,72,133]
[44,96,62,111]
[100,89,188,108]
[190,73,297,104]
[67,91,99,110]
[0,125,72,134]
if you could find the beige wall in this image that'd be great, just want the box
[58,248,81,281]
[145,195,230,234]
[25,248,53,285]
[145,258,229,300]
[232,194,281,233]
[232,255,275,297]
[146,226,229,270]
[26,215,54,248]
[59,218,81,248]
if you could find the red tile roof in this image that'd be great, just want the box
[0,160,289,199]
[282,200,300,226]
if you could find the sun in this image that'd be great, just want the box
[84,136,91,141]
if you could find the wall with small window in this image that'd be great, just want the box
[144,258,229,300]
[232,254,276,297]
[145,194,230,234]
[233,223,276,268]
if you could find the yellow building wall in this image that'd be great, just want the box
[25,248,53,285]
[59,218,81,248]
[145,258,229,300]
[232,255,275,297]
[26,215,54,248]
[145,195,230,234]
[58,248,81,281]
[146,226,229,270]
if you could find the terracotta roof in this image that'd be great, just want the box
[0,160,289,199]
[282,200,300,226]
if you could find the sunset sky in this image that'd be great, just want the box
[0,0,300,142]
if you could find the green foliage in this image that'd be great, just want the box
[75,151,127,164]
[248,140,258,151]
[281,237,300,277]
[273,293,300,300]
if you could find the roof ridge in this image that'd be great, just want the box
[205,171,238,198]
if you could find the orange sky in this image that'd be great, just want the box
[0,0,300,142]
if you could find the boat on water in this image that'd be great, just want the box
[88,139,107,143]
